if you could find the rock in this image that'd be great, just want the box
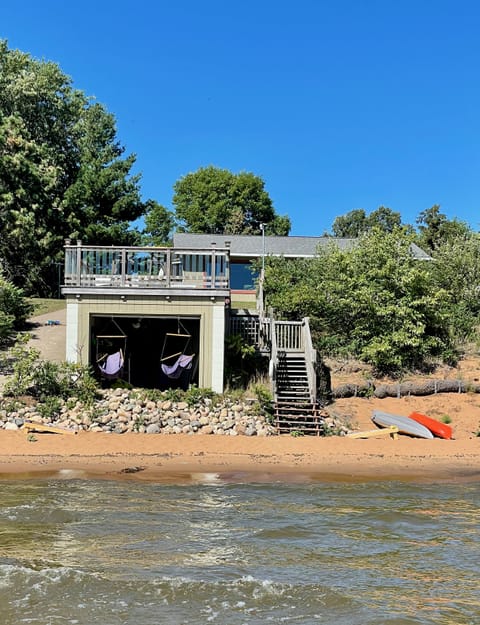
[146,423,160,434]
[0,388,282,437]
[4,422,19,430]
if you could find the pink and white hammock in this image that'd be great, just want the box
[99,349,124,379]
[161,354,194,379]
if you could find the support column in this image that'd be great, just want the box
[210,304,225,393]
[65,298,80,363]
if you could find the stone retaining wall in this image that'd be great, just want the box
[0,388,350,436]
[0,388,277,436]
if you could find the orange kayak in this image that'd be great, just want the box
[408,411,453,440]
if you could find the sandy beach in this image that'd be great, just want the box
[1,428,479,483]
[1,307,479,482]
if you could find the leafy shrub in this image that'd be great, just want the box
[251,383,273,420]
[184,385,216,406]
[224,334,268,388]
[264,228,457,375]
[0,310,14,345]
[0,274,34,329]
[3,335,98,404]
[162,387,186,403]
[37,396,62,420]
[139,388,165,403]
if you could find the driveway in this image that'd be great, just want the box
[26,308,67,363]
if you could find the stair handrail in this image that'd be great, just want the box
[302,317,317,403]
[269,308,278,402]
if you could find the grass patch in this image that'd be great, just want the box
[230,301,256,311]
[28,298,66,316]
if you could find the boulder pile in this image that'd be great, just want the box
[0,388,277,436]
[0,388,350,436]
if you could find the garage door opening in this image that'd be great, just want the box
[91,315,200,389]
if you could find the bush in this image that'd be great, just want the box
[0,310,14,345]
[224,334,268,388]
[0,275,34,329]
[251,383,273,421]
[3,334,98,404]
[264,229,456,376]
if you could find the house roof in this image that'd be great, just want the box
[173,233,431,260]
[173,233,355,258]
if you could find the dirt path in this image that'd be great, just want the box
[25,308,66,362]
[0,308,66,391]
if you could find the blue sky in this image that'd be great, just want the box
[2,0,479,235]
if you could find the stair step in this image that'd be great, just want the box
[277,380,309,386]
[277,384,308,388]
[277,394,310,398]
[276,396,312,402]
[277,406,313,411]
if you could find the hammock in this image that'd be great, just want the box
[98,349,124,379]
[161,353,194,379]
[95,317,128,382]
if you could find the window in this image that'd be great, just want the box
[230,262,257,290]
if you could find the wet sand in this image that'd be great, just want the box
[1,430,479,483]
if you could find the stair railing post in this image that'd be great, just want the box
[303,317,317,404]
[269,309,278,403]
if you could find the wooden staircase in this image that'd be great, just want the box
[228,310,324,435]
[273,351,323,435]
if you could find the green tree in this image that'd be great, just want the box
[0,40,145,294]
[264,229,454,374]
[332,207,403,237]
[428,232,480,340]
[0,270,33,344]
[172,165,290,235]
[416,205,470,251]
[142,200,175,245]
[332,209,368,237]
[367,206,402,232]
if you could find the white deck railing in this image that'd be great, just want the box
[63,242,229,290]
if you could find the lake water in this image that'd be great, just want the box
[0,472,478,625]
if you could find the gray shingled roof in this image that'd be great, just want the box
[173,233,431,260]
[173,233,356,258]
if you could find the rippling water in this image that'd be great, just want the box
[0,472,479,625]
